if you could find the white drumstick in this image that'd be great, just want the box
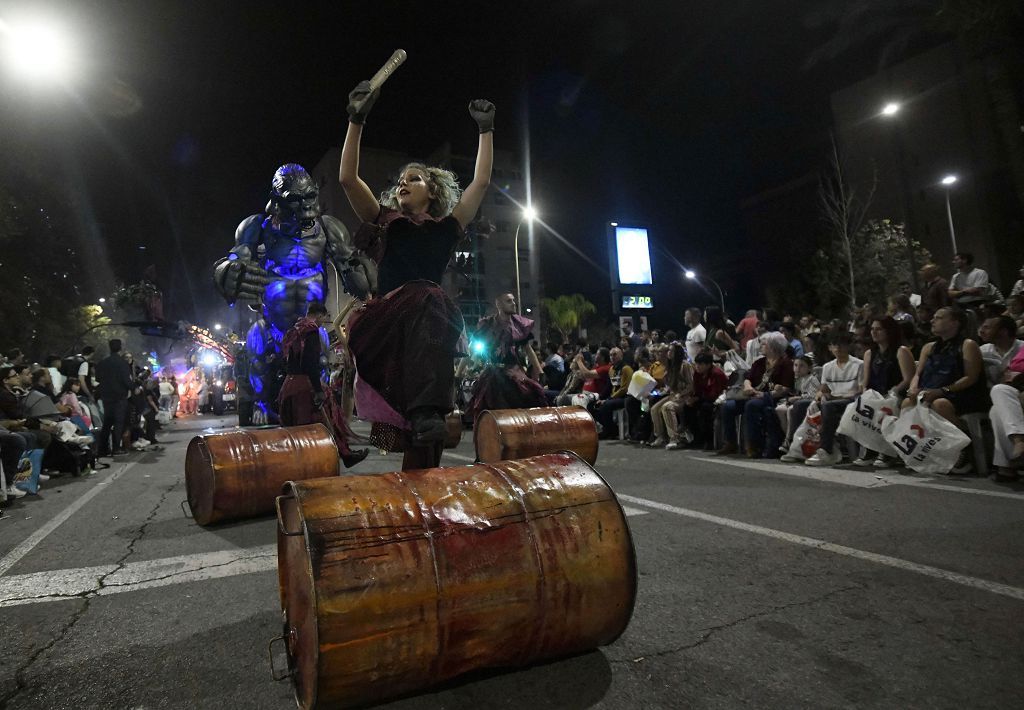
[350,49,407,113]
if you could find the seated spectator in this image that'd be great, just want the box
[594,348,633,440]
[782,331,864,466]
[779,322,804,358]
[888,294,915,324]
[624,348,656,442]
[948,252,990,308]
[989,347,1024,481]
[45,355,65,397]
[646,343,692,448]
[898,280,921,308]
[59,377,93,429]
[1011,264,1024,298]
[850,317,915,468]
[575,347,611,404]
[745,321,768,366]
[978,315,1023,387]
[798,314,821,338]
[617,338,635,367]
[1006,295,1024,337]
[775,355,820,453]
[683,353,728,450]
[717,331,794,458]
[703,306,741,362]
[901,306,990,474]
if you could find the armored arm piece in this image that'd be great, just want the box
[213,215,273,304]
[323,215,377,300]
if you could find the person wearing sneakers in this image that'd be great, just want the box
[851,316,915,468]
[784,331,863,466]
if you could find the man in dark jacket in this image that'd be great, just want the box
[96,339,134,456]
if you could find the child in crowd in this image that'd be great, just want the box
[775,356,820,453]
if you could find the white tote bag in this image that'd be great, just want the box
[627,370,656,399]
[881,402,971,474]
[836,390,899,455]
[786,401,822,460]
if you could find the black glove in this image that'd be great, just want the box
[468,99,495,133]
[347,80,379,124]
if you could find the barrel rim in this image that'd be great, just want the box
[552,448,639,645]
[277,480,321,710]
[184,436,216,525]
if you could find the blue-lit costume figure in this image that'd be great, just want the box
[213,164,374,418]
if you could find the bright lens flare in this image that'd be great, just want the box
[522,205,538,222]
[941,175,958,186]
[881,102,900,117]
[685,270,696,280]
[1,19,74,81]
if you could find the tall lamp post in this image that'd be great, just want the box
[941,174,958,254]
[685,269,725,313]
[513,205,537,314]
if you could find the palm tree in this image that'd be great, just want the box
[541,294,597,344]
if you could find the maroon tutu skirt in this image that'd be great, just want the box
[467,365,547,421]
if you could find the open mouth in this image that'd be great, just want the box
[398,189,410,197]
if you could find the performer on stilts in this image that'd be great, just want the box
[339,75,494,467]
[278,302,369,467]
[467,292,547,419]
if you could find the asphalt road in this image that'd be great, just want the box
[2,413,1023,709]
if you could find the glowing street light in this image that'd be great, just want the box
[513,205,537,314]
[214,323,222,331]
[685,269,725,312]
[0,18,76,82]
[941,174,959,253]
[97,297,106,303]
[880,102,900,117]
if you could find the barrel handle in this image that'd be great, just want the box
[267,635,294,681]
[275,495,303,537]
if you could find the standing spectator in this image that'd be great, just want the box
[703,306,740,359]
[735,310,760,350]
[897,280,921,308]
[45,355,65,398]
[683,308,706,363]
[919,263,950,318]
[978,315,1023,387]
[1010,264,1024,298]
[158,376,175,412]
[96,339,133,457]
[621,322,643,352]
[948,252,990,309]
[683,353,728,450]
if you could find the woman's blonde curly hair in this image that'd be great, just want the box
[379,163,462,219]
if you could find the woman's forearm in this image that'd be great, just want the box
[339,122,379,222]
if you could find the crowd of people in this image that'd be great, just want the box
[0,339,204,515]
[528,257,1024,481]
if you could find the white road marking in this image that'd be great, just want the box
[688,455,1024,501]
[617,493,1024,602]
[0,545,276,608]
[0,461,140,577]
[621,506,649,517]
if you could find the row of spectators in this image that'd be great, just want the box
[534,257,1024,480]
[0,340,169,513]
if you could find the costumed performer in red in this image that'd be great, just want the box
[339,77,494,455]
[278,302,369,467]
[467,292,547,419]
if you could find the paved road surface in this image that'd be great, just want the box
[2,414,1023,709]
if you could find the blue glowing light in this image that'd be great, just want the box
[471,339,487,355]
[246,324,265,356]
[227,253,239,261]
[267,280,287,299]
[307,281,323,301]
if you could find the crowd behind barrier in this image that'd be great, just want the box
[500,257,1024,481]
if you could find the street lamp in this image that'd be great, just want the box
[685,269,726,313]
[880,102,901,117]
[513,206,537,314]
[941,174,958,254]
[214,323,222,331]
[0,18,76,82]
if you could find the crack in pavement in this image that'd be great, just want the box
[610,583,864,665]
[0,477,182,706]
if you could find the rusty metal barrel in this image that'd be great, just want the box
[185,424,338,526]
[274,451,636,709]
[474,406,599,464]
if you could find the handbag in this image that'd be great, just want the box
[722,350,750,377]
[881,400,970,474]
[837,389,899,455]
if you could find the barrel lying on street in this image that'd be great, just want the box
[184,424,339,526]
[474,405,599,464]
[275,451,636,709]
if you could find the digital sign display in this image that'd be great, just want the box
[621,295,654,309]
[615,226,653,285]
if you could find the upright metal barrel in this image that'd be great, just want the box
[474,406,599,464]
[185,424,338,526]
[275,451,636,709]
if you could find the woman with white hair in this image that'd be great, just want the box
[717,330,794,458]
[339,78,494,463]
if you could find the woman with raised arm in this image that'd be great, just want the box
[339,78,494,454]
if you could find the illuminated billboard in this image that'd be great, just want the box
[614,226,653,285]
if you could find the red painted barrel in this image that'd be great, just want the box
[474,406,599,464]
[185,424,338,526]
[275,451,636,709]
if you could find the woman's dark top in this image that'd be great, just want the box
[919,336,989,413]
[355,208,464,295]
[868,347,902,393]
[748,356,795,394]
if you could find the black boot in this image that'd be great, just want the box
[410,408,446,445]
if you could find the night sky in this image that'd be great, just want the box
[1,1,934,327]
